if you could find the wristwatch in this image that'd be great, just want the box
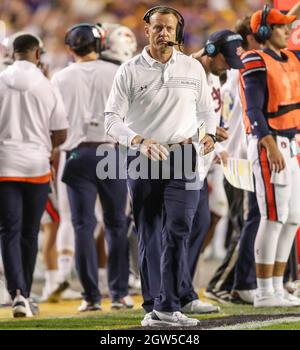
[206,133,217,144]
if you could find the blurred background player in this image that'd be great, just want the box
[52,22,135,311]
[203,17,262,305]
[1,30,83,303]
[0,33,68,317]
[101,22,141,293]
[40,181,82,302]
[190,30,244,298]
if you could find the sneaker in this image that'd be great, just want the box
[276,289,300,306]
[28,298,40,316]
[181,299,220,314]
[61,288,82,300]
[254,294,297,308]
[111,295,134,309]
[203,290,232,304]
[12,290,33,318]
[128,273,141,290]
[285,280,300,294]
[231,289,256,304]
[47,281,70,303]
[78,300,102,312]
[293,288,300,298]
[148,310,200,327]
[141,312,152,327]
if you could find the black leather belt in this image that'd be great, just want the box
[76,142,114,148]
[169,137,193,147]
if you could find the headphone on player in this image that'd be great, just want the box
[255,5,272,42]
[203,33,243,57]
[64,23,106,53]
[143,6,185,45]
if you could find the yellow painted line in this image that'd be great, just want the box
[0,295,144,321]
[0,291,217,321]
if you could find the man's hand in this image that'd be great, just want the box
[216,127,228,142]
[131,135,169,161]
[260,135,285,172]
[50,147,60,173]
[200,134,215,155]
[217,150,229,166]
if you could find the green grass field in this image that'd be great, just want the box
[256,322,300,330]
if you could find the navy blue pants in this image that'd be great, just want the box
[206,180,244,293]
[63,145,129,303]
[127,146,199,312]
[188,179,211,278]
[233,190,260,290]
[0,181,49,299]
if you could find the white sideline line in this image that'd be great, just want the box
[206,317,300,330]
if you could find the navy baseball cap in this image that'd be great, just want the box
[65,24,95,49]
[204,29,244,69]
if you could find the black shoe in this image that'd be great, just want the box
[203,290,233,304]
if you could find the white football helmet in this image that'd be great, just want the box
[101,23,137,63]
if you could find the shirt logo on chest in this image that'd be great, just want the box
[281,141,287,149]
[211,87,222,113]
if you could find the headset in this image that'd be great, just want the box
[143,6,185,45]
[255,5,272,42]
[203,33,243,57]
[64,23,106,53]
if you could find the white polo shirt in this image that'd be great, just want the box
[0,60,68,177]
[105,47,215,145]
[52,60,117,150]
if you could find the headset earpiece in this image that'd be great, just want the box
[203,33,243,57]
[64,23,106,53]
[204,42,219,57]
[256,5,272,42]
[143,6,185,45]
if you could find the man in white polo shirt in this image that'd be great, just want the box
[105,6,216,327]
[0,34,68,318]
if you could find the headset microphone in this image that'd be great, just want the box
[167,41,177,46]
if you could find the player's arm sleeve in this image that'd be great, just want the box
[104,65,138,146]
[49,87,69,131]
[241,54,270,140]
[195,61,216,135]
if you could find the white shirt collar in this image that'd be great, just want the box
[141,46,177,67]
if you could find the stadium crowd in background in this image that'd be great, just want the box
[0,0,268,75]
